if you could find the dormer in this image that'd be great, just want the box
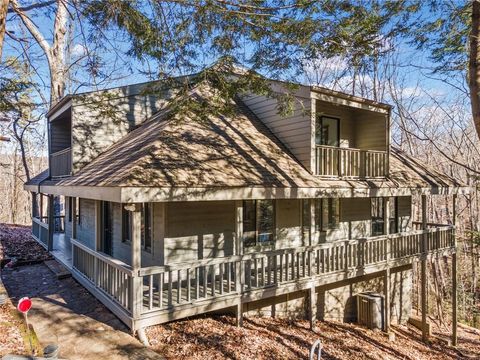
[311,87,390,178]
[47,82,170,177]
[242,84,391,179]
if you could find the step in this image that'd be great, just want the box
[44,259,71,280]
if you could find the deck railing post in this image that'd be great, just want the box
[47,194,54,251]
[452,193,458,346]
[421,194,428,342]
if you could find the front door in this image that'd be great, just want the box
[102,201,113,256]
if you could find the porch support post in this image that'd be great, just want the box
[235,200,243,256]
[383,197,391,332]
[383,268,390,332]
[129,203,143,325]
[31,192,38,218]
[236,301,243,327]
[421,194,428,342]
[71,197,77,239]
[308,282,316,331]
[452,194,458,346]
[47,194,54,251]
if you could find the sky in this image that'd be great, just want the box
[0,1,473,157]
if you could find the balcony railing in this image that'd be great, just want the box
[50,147,71,177]
[315,145,387,178]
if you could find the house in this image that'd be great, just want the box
[24,73,466,342]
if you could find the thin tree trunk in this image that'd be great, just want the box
[469,0,480,141]
[0,0,8,60]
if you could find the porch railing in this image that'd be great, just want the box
[315,145,387,178]
[138,226,454,315]
[71,239,134,313]
[32,217,49,247]
[70,227,454,319]
[50,147,71,177]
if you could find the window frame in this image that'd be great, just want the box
[371,197,385,236]
[315,115,340,147]
[388,197,399,234]
[242,200,275,248]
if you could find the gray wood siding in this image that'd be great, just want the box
[164,201,236,264]
[354,112,387,151]
[241,93,312,171]
[71,85,171,173]
[76,198,96,250]
[276,199,303,248]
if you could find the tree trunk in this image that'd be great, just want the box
[469,0,480,140]
[49,0,68,104]
[0,0,8,60]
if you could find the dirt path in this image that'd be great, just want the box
[1,263,163,360]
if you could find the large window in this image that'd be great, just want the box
[315,116,340,147]
[314,198,340,232]
[141,203,152,253]
[371,198,385,236]
[243,200,275,247]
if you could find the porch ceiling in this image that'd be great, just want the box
[25,83,468,202]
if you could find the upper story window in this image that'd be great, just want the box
[243,200,275,247]
[315,116,339,147]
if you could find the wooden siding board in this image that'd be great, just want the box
[241,92,312,171]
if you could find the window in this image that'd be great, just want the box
[122,207,132,243]
[141,203,152,252]
[389,197,398,234]
[314,198,340,232]
[243,200,275,247]
[371,198,385,236]
[316,116,340,146]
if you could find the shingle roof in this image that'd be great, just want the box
[26,83,465,194]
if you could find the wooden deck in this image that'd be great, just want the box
[53,225,456,331]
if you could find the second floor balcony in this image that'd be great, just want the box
[315,145,388,178]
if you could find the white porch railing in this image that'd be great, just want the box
[315,145,387,178]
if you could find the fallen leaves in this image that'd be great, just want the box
[146,315,480,360]
[0,223,51,264]
[0,303,26,356]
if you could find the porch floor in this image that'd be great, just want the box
[52,233,72,269]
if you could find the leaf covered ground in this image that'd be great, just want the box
[146,315,480,360]
[0,303,26,356]
[0,223,51,263]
